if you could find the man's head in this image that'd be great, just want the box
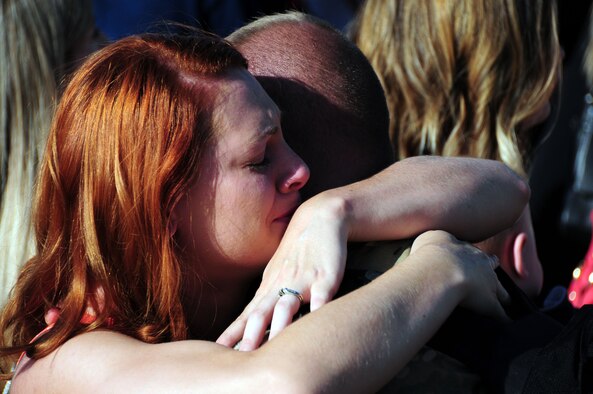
[228,12,394,199]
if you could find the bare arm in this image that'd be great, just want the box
[326,155,529,243]
[13,232,508,393]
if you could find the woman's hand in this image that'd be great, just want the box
[216,195,351,350]
[410,230,511,320]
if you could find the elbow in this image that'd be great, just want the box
[501,161,531,207]
[488,161,531,236]
[519,178,531,207]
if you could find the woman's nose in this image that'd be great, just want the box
[279,149,310,193]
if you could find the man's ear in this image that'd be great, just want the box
[512,232,528,277]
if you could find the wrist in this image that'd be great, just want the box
[302,191,352,237]
[400,246,468,304]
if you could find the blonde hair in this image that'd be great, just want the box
[352,0,560,176]
[0,0,93,306]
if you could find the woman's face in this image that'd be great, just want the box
[174,69,310,281]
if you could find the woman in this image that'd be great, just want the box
[0,0,103,306]
[351,0,561,299]
[0,30,519,392]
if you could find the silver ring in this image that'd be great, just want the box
[278,287,304,304]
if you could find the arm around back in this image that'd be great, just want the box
[12,232,508,393]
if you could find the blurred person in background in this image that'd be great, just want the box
[351,0,561,302]
[0,0,103,307]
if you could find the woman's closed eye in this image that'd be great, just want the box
[248,156,271,171]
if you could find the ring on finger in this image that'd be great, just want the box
[278,287,304,304]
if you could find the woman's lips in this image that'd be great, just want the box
[274,204,299,223]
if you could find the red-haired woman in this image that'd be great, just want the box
[0,30,524,392]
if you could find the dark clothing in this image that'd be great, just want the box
[341,241,593,393]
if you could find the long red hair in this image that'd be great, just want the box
[0,30,247,374]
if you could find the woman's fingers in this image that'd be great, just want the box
[218,283,332,349]
[249,277,338,342]
[215,291,270,348]
[216,317,248,347]
[239,312,270,351]
[269,295,302,340]
[310,279,337,312]
[217,261,342,348]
